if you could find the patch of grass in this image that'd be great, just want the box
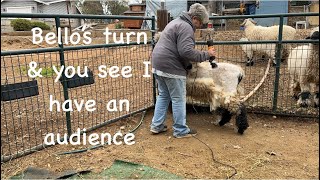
[115,23,123,29]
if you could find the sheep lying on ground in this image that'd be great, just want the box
[239,37,277,66]
[240,18,296,63]
[187,61,249,134]
[287,26,319,107]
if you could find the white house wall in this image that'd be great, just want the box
[1,1,81,31]
[1,0,38,13]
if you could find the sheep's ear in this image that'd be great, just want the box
[305,36,311,39]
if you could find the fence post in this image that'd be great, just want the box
[55,17,72,137]
[157,1,168,31]
[151,16,156,105]
[272,16,284,112]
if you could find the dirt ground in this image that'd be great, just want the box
[1,109,319,179]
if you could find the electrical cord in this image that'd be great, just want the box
[56,110,147,155]
[190,34,237,179]
[192,135,237,179]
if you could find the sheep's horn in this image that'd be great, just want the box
[240,19,247,26]
[249,18,257,24]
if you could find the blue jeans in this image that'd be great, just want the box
[245,4,256,15]
[151,74,190,137]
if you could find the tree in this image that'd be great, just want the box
[107,1,129,15]
[101,0,129,15]
[80,1,104,15]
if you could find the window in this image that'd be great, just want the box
[6,7,32,20]
[290,0,311,6]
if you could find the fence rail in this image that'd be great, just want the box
[1,12,319,162]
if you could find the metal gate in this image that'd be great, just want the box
[1,13,156,162]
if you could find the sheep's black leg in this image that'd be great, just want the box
[235,104,249,134]
[292,94,299,100]
[281,49,288,62]
[246,58,254,66]
[272,54,278,67]
[272,58,277,66]
[292,82,301,100]
[314,92,319,108]
[217,108,232,126]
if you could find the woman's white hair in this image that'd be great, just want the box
[188,3,209,24]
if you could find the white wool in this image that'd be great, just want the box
[288,45,310,91]
[187,62,244,112]
[241,19,296,41]
[287,26,319,106]
[188,62,244,94]
[239,37,276,64]
[241,19,296,61]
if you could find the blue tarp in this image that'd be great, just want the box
[255,0,288,26]
[142,0,187,30]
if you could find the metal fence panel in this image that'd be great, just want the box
[1,13,155,162]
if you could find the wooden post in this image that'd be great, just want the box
[157,1,168,31]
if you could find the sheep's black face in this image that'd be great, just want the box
[186,63,193,70]
[310,31,319,40]
[306,30,319,45]
[311,31,319,45]
[297,91,313,107]
[246,58,254,66]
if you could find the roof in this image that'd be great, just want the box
[129,3,146,6]
[1,0,68,5]
[123,10,145,14]
[39,0,67,4]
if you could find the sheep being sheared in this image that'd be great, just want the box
[186,62,249,134]
[240,18,296,63]
[154,31,248,133]
[287,26,319,107]
[239,37,277,66]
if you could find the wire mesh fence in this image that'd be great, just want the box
[1,44,154,161]
[1,13,155,162]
